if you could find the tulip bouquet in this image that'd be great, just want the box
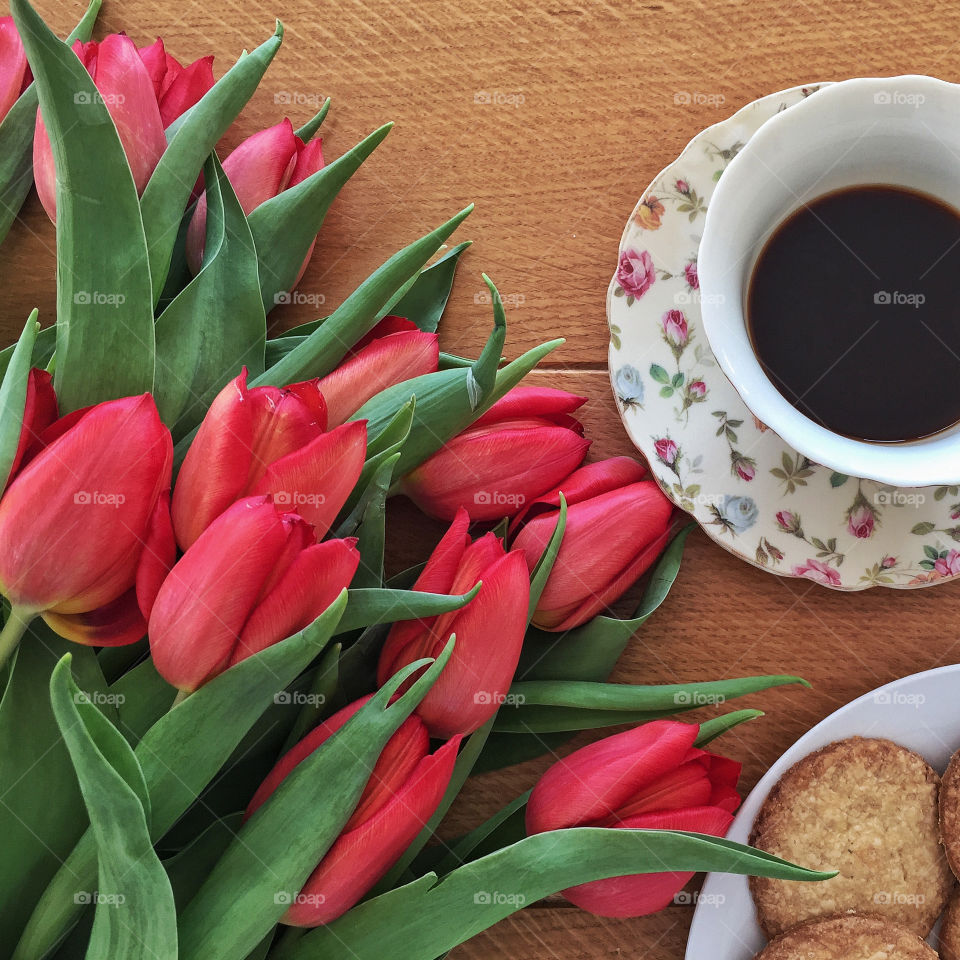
[0,2,832,958]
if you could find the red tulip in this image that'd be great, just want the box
[245,695,460,925]
[376,507,530,738]
[6,368,58,484]
[400,386,590,522]
[510,457,673,631]
[316,317,439,427]
[0,394,174,651]
[186,118,324,278]
[525,719,742,917]
[171,369,365,550]
[33,35,214,222]
[149,495,359,693]
[0,16,31,124]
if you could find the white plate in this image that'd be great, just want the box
[685,664,960,958]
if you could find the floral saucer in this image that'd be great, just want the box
[606,82,960,591]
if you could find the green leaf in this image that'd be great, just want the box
[924,544,940,561]
[0,0,100,246]
[293,829,834,960]
[281,642,341,752]
[495,675,807,733]
[338,584,480,634]
[649,363,670,384]
[176,642,456,960]
[0,624,106,956]
[0,314,38,495]
[153,153,265,435]
[695,709,763,745]
[165,814,242,910]
[390,241,471,332]
[349,454,400,588]
[140,23,284,301]
[295,100,330,141]
[0,323,55,384]
[250,124,391,313]
[912,522,936,536]
[13,596,347,960]
[526,494,566,620]
[12,0,155,413]
[829,471,849,487]
[255,206,473,387]
[48,656,177,960]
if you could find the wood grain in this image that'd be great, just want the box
[12,0,960,956]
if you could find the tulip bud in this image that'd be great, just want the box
[0,393,174,656]
[400,386,591,522]
[33,34,214,222]
[376,508,530,738]
[0,17,31,124]
[509,457,673,631]
[186,119,324,278]
[172,369,365,550]
[526,719,742,917]
[316,318,439,427]
[245,695,460,925]
[149,495,359,693]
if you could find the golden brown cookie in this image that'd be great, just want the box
[749,736,951,938]
[940,888,960,960]
[753,914,937,959]
[940,748,960,881]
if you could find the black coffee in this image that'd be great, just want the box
[747,184,960,442]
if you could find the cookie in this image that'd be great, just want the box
[753,914,937,959]
[749,736,951,938]
[940,747,960,881]
[940,888,960,960]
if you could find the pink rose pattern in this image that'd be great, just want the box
[609,112,960,589]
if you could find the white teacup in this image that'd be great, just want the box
[699,75,960,487]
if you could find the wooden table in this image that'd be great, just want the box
[9,0,960,955]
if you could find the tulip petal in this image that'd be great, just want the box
[403,425,590,522]
[560,806,735,917]
[43,587,146,647]
[509,456,648,531]
[156,54,214,128]
[9,369,59,480]
[251,420,366,539]
[135,38,167,96]
[149,497,290,692]
[231,537,360,667]
[0,395,172,614]
[91,34,168,194]
[376,508,470,686]
[0,17,29,122]
[472,386,587,429]
[415,550,530,738]
[349,316,418,355]
[32,110,57,222]
[135,491,176,621]
[316,330,439,427]
[288,136,324,186]
[283,736,461,926]
[525,720,701,834]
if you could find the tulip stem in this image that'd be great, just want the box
[172,688,191,708]
[0,607,33,672]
